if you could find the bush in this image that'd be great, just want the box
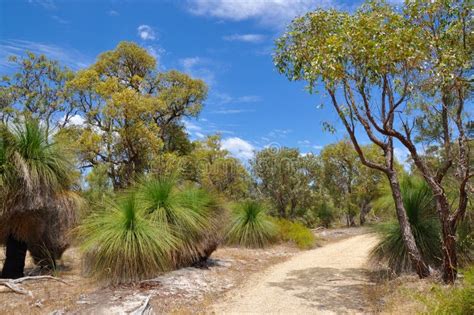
[370,176,442,274]
[274,218,316,249]
[77,177,224,284]
[423,266,474,315]
[226,200,277,248]
[77,194,176,284]
[315,202,335,228]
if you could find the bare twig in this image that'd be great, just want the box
[0,275,69,297]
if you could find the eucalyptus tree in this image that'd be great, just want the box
[251,147,317,218]
[0,53,77,134]
[319,140,384,226]
[68,42,207,188]
[275,0,472,282]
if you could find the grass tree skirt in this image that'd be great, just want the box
[0,195,79,271]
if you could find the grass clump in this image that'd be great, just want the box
[274,218,316,249]
[226,200,277,248]
[77,177,224,284]
[370,176,442,274]
[422,266,474,315]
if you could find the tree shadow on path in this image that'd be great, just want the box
[268,267,375,314]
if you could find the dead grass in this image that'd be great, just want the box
[365,271,446,314]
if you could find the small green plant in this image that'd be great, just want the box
[274,218,316,249]
[422,266,474,315]
[226,200,277,248]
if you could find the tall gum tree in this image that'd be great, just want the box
[275,0,472,283]
[274,3,430,277]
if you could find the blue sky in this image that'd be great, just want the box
[0,0,409,161]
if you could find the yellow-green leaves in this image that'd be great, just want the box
[66,42,208,188]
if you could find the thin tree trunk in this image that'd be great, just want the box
[436,196,458,284]
[388,172,430,278]
[359,202,370,226]
[1,235,28,279]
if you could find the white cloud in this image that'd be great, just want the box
[108,10,119,16]
[221,137,255,160]
[51,15,69,24]
[195,132,205,138]
[187,0,335,28]
[28,0,57,10]
[223,33,266,43]
[179,56,216,85]
[268,128,292,139]
[68,114,85,126]
[209,92,262,106]
[180,56,202,69]
[183,120,202,132]
[394,147,410,170]
[0,39,91,70]
[137,25,156,41]
[212,109,255,114]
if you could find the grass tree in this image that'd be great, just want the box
[77,177,225,284]
[371,177,442,274]
[0,119,80,278]
[226,200,277,248]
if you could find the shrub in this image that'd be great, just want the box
[226,200,277,248]
[77,194,176,284]
[423,266,474,315]
[370,176,442,273]
[315,202,335,228]
[77,177,224,284]
[274,218,316,249]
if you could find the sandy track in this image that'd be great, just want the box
[211,233,378,314]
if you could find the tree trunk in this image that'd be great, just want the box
[346,213,356,227]
[359,202,370,225]
[1,235,28,279]
[436,196,458,284]
[441,221,457,284]
[387,172,430,278]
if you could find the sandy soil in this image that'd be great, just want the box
[211,233,379,314]
[0,244,299,314]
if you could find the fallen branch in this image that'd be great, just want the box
[0,275,69,297]
[130,295,152,315]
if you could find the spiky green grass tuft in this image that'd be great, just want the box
[370,176,442,274]
[77,194,177,284]
[77,177,224,284]
[226,200,277,248]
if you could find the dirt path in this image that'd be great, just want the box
[211,233,379,314]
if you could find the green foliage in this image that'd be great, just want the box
[422,266,474,315]
[67,42,208,188]
[251,147,318,218]
[315,202,335,228]
[370,176,442,273]
[226,200,277,248]
[273,218,316,250]
[457,212,474,267]
[0,53,75,134]
[77,177,223,284]
[77,194,176,284]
